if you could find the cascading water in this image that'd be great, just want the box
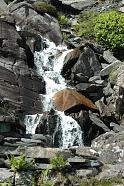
[25,37,83,148]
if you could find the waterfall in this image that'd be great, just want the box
[25,37,83,148]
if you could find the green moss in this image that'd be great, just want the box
[94,10,124,50]
[33,2,58,18]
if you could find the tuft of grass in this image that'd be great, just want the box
[58,15,70,27]
[7,153,35,172]
[50,155,67,170]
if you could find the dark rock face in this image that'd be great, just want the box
[72,46,101,80]
[51,0,97,13]
[0,17,45,117]
[7,1,62,45]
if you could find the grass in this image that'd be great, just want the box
[7,153,35,172]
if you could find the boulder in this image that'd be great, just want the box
[61,48,81,76]
[52,88,98,112]
[72,46,101,80]
[91,131,124,164]
[7,1,62,45]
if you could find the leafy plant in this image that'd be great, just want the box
[33,2,58,18]
[50,155,67,169]
[8,153,35,172]
[58,15,70,27]
[94,10,124,50]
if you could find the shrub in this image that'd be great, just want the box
[94,10,124,50]
[73,10,97,39]
[33,2,58,18]
[8,153,35,172]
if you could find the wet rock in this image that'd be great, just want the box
[61,48,81,76]
[52,88,98,112]
[72,46,101,80]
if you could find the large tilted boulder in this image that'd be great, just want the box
[52,88,98,112]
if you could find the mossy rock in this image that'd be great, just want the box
[33,2,58,18]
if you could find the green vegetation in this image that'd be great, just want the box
[33,2,58,18]
[73,10,97,39]
[58,15,70,27]
[94,10,124,50]
[8,153,35,172]
[0,182,12,186]
[80,177,123,186]
[50,155,67,170]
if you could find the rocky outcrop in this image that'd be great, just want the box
[0,16,45,113]
[7,1,62,45]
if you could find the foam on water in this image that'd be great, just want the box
[25,37,83,148]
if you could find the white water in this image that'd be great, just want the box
[25,37,83,148]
